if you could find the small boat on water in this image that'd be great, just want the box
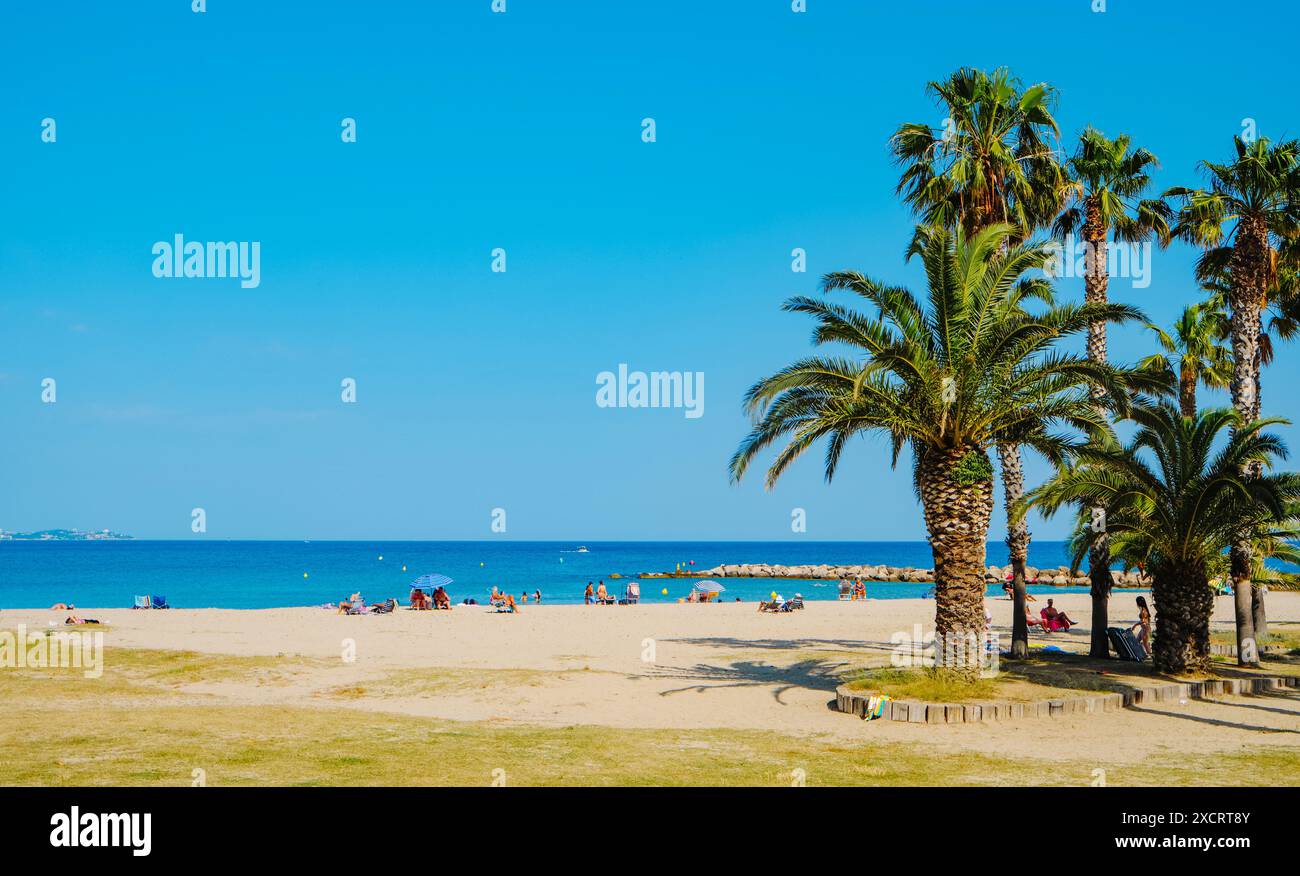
[576,546,590,553]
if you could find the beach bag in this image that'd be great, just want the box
[864,695,892,720]
[1107,627,1146,662]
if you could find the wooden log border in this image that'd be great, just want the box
[835,674,1300,724]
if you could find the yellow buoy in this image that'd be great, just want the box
[402,565,407,572]
[480,562,485,567]
[304,573,309,579]
[661,588,668,595]
[378,555,383,561]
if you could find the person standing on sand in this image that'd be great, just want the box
[534,589,542,603]
[584,582,594,605]
[1130,596,1152,655]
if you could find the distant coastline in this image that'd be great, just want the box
[0,528,131,541]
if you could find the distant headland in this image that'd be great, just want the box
[0,528,132,541]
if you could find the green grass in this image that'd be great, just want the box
[844,667,1001,701]
[4,645,1300,786]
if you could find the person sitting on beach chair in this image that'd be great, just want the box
[338,592,366,614]
[497,593,519,613]
[1040,599,1076,632]
[433,586,452,610]
[411,589,431,610]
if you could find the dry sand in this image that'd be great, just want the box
[5,593,1300,765]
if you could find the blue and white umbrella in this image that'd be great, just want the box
[411,573,453,592]
[693,580,725,593]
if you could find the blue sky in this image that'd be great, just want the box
[2,0,1298,541]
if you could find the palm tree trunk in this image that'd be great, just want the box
[998,443,1030,659]
[1084,203,1113,659]
[1228,218,1268,666]
[1179,363,1197,418]
[918,444,996,680]
[1150,559,1214,675]
[1251,339,1268,640]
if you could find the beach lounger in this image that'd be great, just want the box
[133,595,151,610]
[838,583,852,600]
[150,595,170,609]
[1106,627,1146,662]
[370,598,397,615]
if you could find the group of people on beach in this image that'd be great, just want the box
[1000,584,1154,656]
[584,580,639,604]
[838,579,868,600]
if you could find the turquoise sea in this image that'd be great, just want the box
[0,540,1094,609]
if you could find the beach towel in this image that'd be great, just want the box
[864,695,892,720]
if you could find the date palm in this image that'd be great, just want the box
[1053,127,1172,658]
[1028,403,1298,674]
[1167,136,1300,663]
[1139,296,1232,417]
[730,224,1143,678]
[892,66,1065,657]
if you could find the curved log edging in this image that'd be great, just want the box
[834,674,1300,724]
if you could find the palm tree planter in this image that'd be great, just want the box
[1167,136,1300,662]
[730,224,1141,679]
[1053,128,1172,659]
[1027,404,1298,674]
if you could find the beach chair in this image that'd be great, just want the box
[133,595,151,610]
[838,582,852,600]
[150,594,170,609]
[370,598,397,615]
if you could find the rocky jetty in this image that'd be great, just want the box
[639,563,1148,588]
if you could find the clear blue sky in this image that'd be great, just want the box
[2,1,1298,540]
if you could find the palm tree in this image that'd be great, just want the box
[1027,403,1298,674]
[729,224,1142,678]
[1167,136,1300,663]
[891,66,1065,658]
[892,66,1063,241]
[1053,127,1172,658]
[1139,296,1232,417]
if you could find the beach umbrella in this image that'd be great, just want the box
[693,580,725,593]
[410,573,453,592]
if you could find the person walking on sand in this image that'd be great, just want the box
[1130,595,1152,656]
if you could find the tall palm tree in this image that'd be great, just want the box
[1167,136,1300,663]
[892,66,1063,241]
[1053,127,1172,658]
[891,66,1065,658]
[1139,296,1232,417]
[1027,403,1298,674]
[730,224,1142,678]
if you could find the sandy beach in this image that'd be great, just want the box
[7,593,1300,773]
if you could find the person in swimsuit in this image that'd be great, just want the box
[1130,595,1152,655]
